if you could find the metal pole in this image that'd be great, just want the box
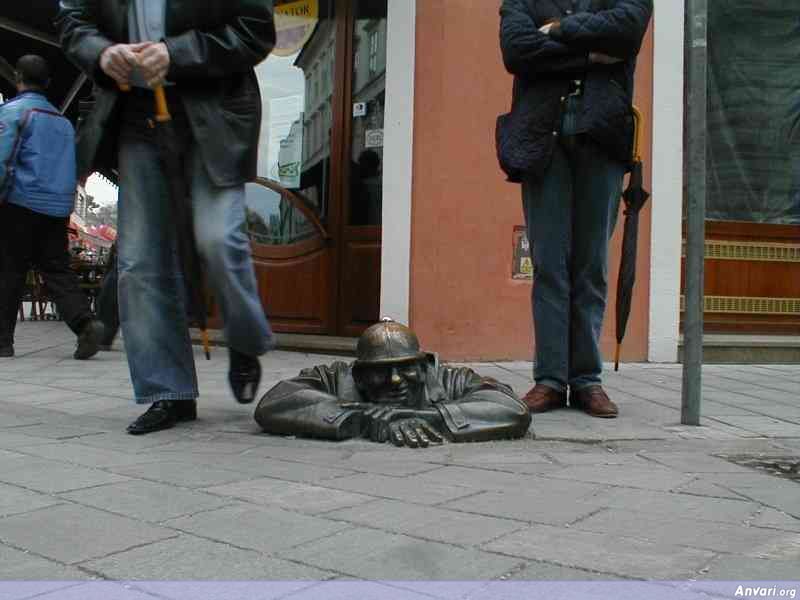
[60,73,88,115]
[682,0,707,426]
[0,17,61,48]
[0,56,15,87]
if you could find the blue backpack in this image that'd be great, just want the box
[1,95,77,218]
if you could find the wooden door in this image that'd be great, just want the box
[238,0,384,337]
[336,0,386,336]
[680,222,800,335]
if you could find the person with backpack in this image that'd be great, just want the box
[0,55,105,359]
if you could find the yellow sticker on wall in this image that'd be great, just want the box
[274,0,319,57]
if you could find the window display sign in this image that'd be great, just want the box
[274,0,319,57]
[365,129,383,148]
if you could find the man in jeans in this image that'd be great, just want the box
[58,1,276,434]
[498,0,652,417]
[0,55,105,360]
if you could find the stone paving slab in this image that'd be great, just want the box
[325,499,525,546]
[108,460,257,488]
[317,473,477,506]
[576,486,761,524]
[83,535,333,580]
[9,442,164,469]
[0,504,176,565]
[0,455,130,494]
[542,464,696,492]
[183,453,360,484]
[573,507,797,554]
[0,546,89,580]
[203,479,375,515]
[0,482,62,519]
[751,508,800,532]
[165,504,351,554]
[440,489,603,527]
[1,322,799,582]
[61,480,231,523]
[278,528,525,580]
[698,556,800,581]
[484,525,715,580]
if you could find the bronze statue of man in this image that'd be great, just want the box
[254,319,532,447]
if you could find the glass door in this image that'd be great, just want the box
[336,0,387,336]
[232,0,386,337]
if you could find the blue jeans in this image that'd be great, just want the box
[522,97,625,393]
[118,116,273,404]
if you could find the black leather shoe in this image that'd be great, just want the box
[228,349,261,404]
[127,400,197,435]
[74,320,105,360]
[0,345,13,358]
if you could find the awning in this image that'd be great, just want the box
[0,1,91,123]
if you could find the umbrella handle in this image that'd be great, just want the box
[117,84,170,123]
[153,86,171,122]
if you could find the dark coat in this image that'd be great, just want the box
[56,0,276,187]
[497,0,652,183]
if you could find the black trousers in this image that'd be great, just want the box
[0,203,92,344]
[96,244,119,345]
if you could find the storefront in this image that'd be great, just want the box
[244,0,663,361]
[222,2,799,362]
[239,0,388,338]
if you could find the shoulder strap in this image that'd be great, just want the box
[0,109,34,202]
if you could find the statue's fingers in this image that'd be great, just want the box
[378,421,390,444]
[415,425,430,448]
[370,415,382,441]
[422,424,444,443]
[390,424,405,447]
[401,423,420,449]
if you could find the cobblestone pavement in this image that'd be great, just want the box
[0,321,798,586]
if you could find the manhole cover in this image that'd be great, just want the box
[720,455,800,482]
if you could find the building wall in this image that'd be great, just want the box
[409,0,655,362]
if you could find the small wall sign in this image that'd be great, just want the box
[512,226,533,280]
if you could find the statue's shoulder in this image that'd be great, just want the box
[298,361,350,377]
[436,363,518,399]
[296,361,354,395]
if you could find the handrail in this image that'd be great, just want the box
[253,177,330,240]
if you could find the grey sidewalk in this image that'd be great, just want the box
[0,320,798,588]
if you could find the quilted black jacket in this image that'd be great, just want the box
[497,0,652,183]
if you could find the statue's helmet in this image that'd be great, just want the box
[354,318,427,366]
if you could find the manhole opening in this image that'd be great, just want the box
[719,455,800,482]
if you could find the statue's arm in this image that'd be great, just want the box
[435,372,532,442]
[254,380,363,441]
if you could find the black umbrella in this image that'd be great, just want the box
[614,106,649,371]
[150,85,211,359]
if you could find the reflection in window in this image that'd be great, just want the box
[256,0,335,226]
[349,0,388,225]
[244,183,317,246]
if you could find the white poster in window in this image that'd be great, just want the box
[267,95,303,187]
[365,129,384,148]
[278,119,303,189]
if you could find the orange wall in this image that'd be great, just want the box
[409,0,654,362]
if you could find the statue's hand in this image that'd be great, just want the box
[362,406,443,447]
[388,418,444,448]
